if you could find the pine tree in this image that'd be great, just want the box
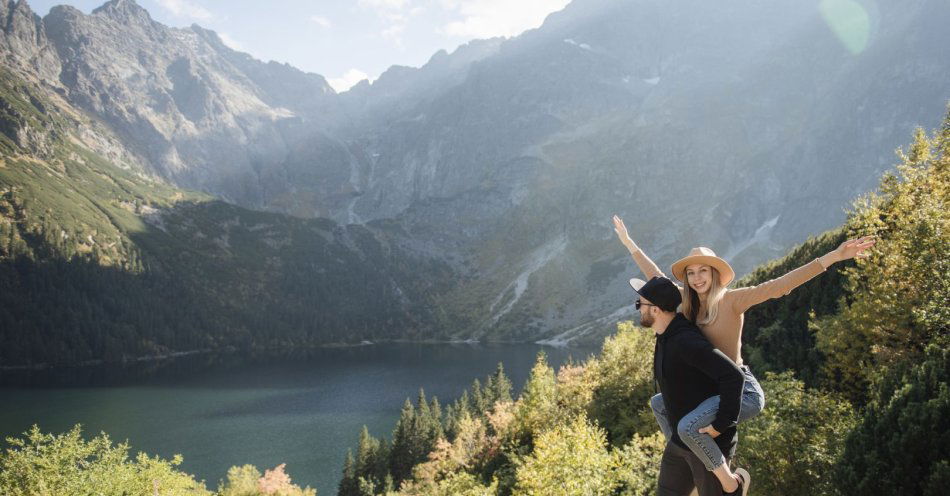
[389,398,417,483]
[939,102,950,155]
[355,425,381,488]
[515,351,558,440]
[429,396,444,442]
[443,403,458,440]
[835,345,950,495]
[470,378,487,415]
[491,362,513,405]
[374,437,391,484]
[339,449,359,496]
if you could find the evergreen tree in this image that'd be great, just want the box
[515,351,558,441]
[389,398,417,483]
[429,396,444,441]
[355,425,382,490]
[339,449,359,496]
[834,345,950,496]
[470,378,488,415]
[491,362,513,405]
[443,403,459,441]
[414,389,435,465]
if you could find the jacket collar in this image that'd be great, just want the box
[657,313,693,342]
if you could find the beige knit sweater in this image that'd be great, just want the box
[631,250,826,365]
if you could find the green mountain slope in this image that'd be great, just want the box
[0,67,454,367]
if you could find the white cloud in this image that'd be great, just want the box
[327,69,372,93]
[359,0,411,9]
[156,0,213,20]
[217,32,244,51]
[382,23,406,41]
[310,16,332,28]
[357,0,421,47]
[440,0,569,38]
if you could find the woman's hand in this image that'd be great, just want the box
[820,236,877,267]
[613,215,638,252]
[698,425,721,438]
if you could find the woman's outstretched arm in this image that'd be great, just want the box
[613,214,666,280]
[730,235,876,314]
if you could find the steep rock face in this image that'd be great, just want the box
[9,0,348,217]
[341,37,504,123]
[332,0,949,341]
[0,0,61,83]
[189,24,338,119]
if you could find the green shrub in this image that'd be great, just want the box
[611,433,665,496]
[0,424,211,496]
[513,415,616,496]
[583,322,657,445]
[736,372,857,496]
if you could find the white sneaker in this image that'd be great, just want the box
[733,468,751,496]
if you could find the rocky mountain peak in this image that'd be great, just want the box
[189,23,225,50]
[91,0,153,26]
[2,0,39,34]
[0,0,62,83]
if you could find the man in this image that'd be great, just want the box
[631,276,749,496]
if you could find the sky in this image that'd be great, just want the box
[25,0,572,92]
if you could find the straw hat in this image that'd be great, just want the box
[670,247,735,286]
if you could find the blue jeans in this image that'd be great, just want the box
[650,365,765,471]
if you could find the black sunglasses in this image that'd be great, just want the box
[635,300,657,311]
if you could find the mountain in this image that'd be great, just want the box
[1,0,948,362]
[323,0,949,342]
[0,63,453,367]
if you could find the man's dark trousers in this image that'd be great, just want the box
[657,441,726,496]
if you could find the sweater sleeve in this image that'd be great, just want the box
[729,258,826,315]
[682,337,744,433]
[630,248,666,279]
[630,249,685,295]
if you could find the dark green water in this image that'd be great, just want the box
[0,343,597,495]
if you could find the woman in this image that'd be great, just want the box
[612,214,874,494]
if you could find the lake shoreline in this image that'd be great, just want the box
[0,337,586,372]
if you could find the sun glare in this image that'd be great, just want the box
[819,0,872,55]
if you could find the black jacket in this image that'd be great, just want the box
[654,313,744,455]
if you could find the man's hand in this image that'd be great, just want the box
[698,425,720,438]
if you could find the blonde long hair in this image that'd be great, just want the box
[681,266,726,325]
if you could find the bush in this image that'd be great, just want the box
[583,322,657,445]
[612,433,665,496]
[217,464,263,496]
[0,424,211,496]
[512,415,617,496]
[735,372,857,496]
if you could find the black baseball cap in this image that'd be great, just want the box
[628,276,682,312]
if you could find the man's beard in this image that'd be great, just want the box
[639,310,654,328]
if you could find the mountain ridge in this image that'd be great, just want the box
[1,0,948,356]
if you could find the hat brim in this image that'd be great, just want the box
[628,277,647,294]
[671,255,735,286]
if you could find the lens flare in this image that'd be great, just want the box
[819,0,871,55]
